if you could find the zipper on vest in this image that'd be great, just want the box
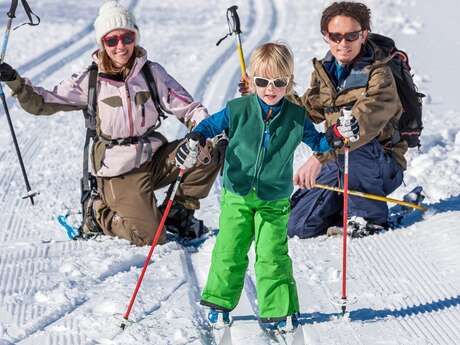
[262,108,273,151]
[125,85,134,136]
[251,108,272,192]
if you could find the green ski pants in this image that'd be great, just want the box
[201,189,299,320]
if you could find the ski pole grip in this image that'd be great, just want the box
[341,106,359,143]
[227,5,241,34]
[341,106,353,121]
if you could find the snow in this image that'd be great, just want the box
[0,0,459,344]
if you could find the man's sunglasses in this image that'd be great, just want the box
[326,30,362,44]
[254,76,289,88]
[103,31,136,47]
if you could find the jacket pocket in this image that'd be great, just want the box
[101,96,123,108]
[92,140,108,173]
[135,91,151,128]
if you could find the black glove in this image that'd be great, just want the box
[325,115,360,149]
[175,132,206,169]
[0,63,17,82]
[187,131,206,146]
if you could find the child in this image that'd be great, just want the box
[175,42,358,332]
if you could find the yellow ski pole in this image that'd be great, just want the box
[216,5,246,76]
[314,183,427,211]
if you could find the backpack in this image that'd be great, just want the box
[79,61,167,234]
[368,33,425,148]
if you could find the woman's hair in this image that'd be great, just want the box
[97,46,141,78]
[320,2,372,35]
[249,42,295,95]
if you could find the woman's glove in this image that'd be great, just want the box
[0,63,17,81]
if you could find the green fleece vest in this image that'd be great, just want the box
[223,95,305,200]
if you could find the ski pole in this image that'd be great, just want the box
[216,5,246,77]
[120,140,199,329]
[1,0,40,205]
[313,184,427,211]
[340,107,359,315]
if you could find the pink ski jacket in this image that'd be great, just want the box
[6,47,208,177]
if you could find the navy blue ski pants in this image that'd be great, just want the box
[288,140,404,238]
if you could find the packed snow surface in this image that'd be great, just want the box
[0,0,459,344]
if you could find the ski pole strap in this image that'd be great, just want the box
[11,0,40,29]
[227,6,241,34]
[7,0,19,18]
[216,5,242,46]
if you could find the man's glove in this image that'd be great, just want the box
[325,115,360,149]
[175,132,206,169]
[0,63,17,82]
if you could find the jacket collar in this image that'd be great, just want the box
[256,96,285,119]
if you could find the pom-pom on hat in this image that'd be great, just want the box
[94,0,139,47]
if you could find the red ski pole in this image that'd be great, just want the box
[120,167,186,329]
[341,140,350,315]
[340,107,358,315]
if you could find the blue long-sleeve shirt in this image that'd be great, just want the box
[194,96,331,153]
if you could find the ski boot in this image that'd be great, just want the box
[79,193,104,239]
[160,201,209,240]
[263,313,300,334]
[348,216,385,238]
[208,308,231,329]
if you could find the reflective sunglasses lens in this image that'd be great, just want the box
[328,31,361,43]
[254,77,269,87]
[121,32,135,45]
[344,31,360,41]
[328,32,343,43]
[273,79,288,88]
[104,36,119,47]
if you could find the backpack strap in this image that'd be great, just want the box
[81,62,99,212]
[141,61,171,128]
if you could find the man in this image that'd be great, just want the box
[288,1,406,238]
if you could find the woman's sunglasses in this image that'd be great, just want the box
[326,30,362,44]
[254,76,289,88]
[103,32,136,47]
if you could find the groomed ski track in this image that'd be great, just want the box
[0,0,459,344]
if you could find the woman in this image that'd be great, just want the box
[0,0,223,246]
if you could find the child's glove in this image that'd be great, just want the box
[325,116,360,149]
[175,132,206,169]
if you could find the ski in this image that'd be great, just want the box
[211,324,232,345]
[326,185,425,238]
[388,185,425,228]
[56,212,81,240]
[243,274,306,345]
[167,228,218,248]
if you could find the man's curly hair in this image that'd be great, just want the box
[320,2,371,34]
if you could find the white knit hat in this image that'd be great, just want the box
[94,0,139,47]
